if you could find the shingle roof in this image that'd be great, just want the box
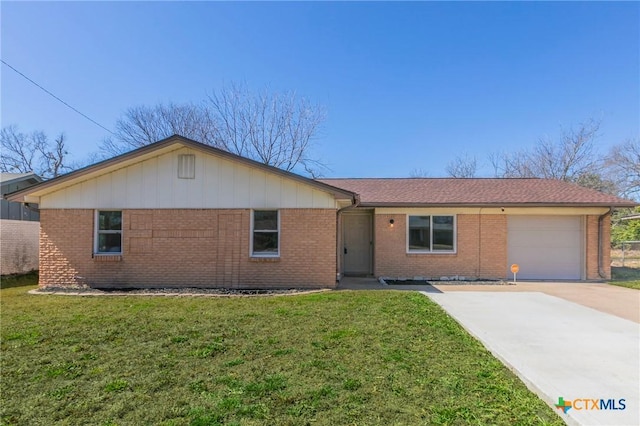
[317,178,636,207]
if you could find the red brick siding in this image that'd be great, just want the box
[586,214,610,280]
[374,214,507,280]
[39,209,336,288]
[374,213,610,281]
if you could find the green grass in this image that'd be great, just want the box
[1,275,562,425]
[609,280,640,290]
[610,266,640,290]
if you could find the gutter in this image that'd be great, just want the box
[335,194,361,281]
[598,208,613,279]
[24,203,40,214]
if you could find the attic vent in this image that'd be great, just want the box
[178,154,195,179]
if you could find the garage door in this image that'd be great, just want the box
[507,216,582,280]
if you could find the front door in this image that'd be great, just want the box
[343,213,372,276]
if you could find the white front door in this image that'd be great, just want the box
[343,213,372,276]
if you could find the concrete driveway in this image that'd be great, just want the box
[430,282,640,323]
[425,290,639,426]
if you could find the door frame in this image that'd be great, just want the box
[340,210,374,277]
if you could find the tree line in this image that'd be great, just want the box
[2,83,638,243]
[442,119,639,202]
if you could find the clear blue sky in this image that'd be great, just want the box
[2,2,638,178]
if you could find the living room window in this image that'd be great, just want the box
[95,210,122,254]
[407,215,455,253]
[251,210,279,257]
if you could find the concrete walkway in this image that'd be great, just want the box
[425,291,640,426]
[337,276,441,292]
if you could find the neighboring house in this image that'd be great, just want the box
[6,135,635,288]
[1,173,42,221]
[1,173,42,275]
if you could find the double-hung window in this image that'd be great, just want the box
[251,210,279,257]
[407,215,455,253]
[95,210,122,254]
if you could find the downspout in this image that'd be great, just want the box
[335,194,361,282]
[597,207,613,279]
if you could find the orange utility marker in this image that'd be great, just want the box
[510,264,519,283]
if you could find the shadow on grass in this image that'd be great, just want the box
[611,266,640,281]
[0,271,39,289]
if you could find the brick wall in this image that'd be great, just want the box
[374,213,610,281]
[39,209,336,288]
[0,220,40,275]
[586,214,610,280]
[374,214,507,280]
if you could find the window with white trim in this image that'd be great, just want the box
[95,210,122,254]
[251,210,279,256]
[407,215,455,253]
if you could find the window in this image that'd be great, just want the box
[95,211,122,254]
[407,215,455,253]
[252,210,279,256]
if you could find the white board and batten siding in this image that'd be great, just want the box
[507,215,583,280]
[39,148,338,209]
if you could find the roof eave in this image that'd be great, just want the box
[0,173,43,187]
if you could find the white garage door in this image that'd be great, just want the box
[507,216,583,280]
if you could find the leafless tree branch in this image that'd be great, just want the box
[445,153,477,178]
[490,119,603,182]
[607,138,640,199]
[1,126,71,178]
[101,83,326,174]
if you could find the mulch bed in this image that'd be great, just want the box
[383,279,508,286]
[30,287,328,297]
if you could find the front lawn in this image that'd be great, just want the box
[1,277,562,425]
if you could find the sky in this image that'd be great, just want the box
[1,1,638,178]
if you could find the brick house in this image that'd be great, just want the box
[6,135,635,288]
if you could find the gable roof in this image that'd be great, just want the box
[5,135,355,203]
[317,178,636,207]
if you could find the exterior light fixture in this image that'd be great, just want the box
[389,219,395,228]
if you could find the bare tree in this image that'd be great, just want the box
[207,83,326,174]
[1,125,71,178]
[445,153,477,178]
[607,138,640,199]
[491,119,602,181]
[101,83,326,175]
[101,103,215,155]
[409,168,430,178]
[573,172,619,195]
